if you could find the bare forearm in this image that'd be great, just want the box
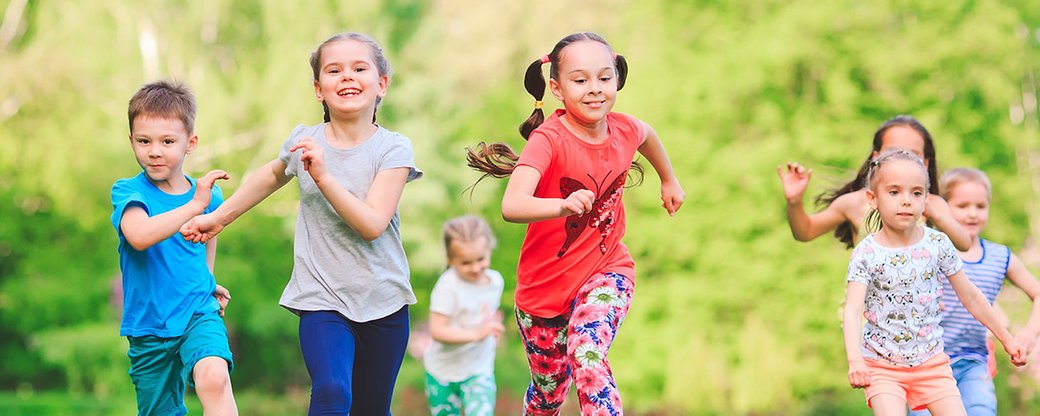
[502,194,568,223]
[785,201,828,241]
[932,215,971,251]
[430,325,483,344]
[1022,296,1040,337]
[123,201,208,250]
[958,284,1014,343]
[315,180,392,241]
[637,134,678,184]
[843,306,865,362]
[215,160,288,226]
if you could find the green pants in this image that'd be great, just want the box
[425,372,496,416]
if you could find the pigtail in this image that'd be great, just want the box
[464,141,520,190]
[519,58,548,139]
[615,54,628,91]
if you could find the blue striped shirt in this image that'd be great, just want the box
[940,239,1010,363]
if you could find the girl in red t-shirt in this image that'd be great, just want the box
[466,32,684,415]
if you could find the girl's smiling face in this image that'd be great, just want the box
[313,39,388,119]
[548,40,618,127]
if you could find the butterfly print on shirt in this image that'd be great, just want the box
[558,170,627,257]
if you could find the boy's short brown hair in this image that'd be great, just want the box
[127,80,196,135]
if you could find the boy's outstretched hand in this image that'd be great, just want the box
[193,169,230,207]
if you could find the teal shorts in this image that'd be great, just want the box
[425,372,496,416]
[127,311,233,416]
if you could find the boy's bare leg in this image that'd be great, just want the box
[193,356,238,416]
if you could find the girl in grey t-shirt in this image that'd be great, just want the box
[180,32,421,415]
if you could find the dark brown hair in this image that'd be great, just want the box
[816,115,939,248]
[127,79,196,135]
[465,32,641,186]
[309,32,391,124]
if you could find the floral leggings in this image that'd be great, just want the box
[515,272,634,416]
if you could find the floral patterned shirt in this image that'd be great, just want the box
[847,226,963,367]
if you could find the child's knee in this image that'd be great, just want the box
[192,357,231,393]
[311,377,352,406]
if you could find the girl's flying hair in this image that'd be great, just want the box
[817,115,939,247]
[465,32,641,186]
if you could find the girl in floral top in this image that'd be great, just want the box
[843,149,1025,415]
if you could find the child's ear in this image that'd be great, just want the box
[314,79,323,102]
[548,78,564,102]
[377,74,389,98]
[865,189,878,209]
[186,134,199,154]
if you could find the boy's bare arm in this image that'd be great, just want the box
[120,170,228,251]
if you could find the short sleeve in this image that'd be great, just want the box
[277,124,308,178]
[515,131,555,175]
[110,179,147,236]
[847,244,871,285]
[380,134,423,182]
[206,184,224,214]
[618,113,647,148]
[936,232,964,277]
[429,272,456,316]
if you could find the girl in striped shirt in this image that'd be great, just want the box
[910,168,1040,416]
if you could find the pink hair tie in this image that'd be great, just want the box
[540,54,551,64]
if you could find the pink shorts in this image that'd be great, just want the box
[863,353,960,411]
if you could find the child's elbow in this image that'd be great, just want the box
[358,229,383,242]
[125,235,154,251]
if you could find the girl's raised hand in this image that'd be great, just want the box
[180,212,224,243]
[776,162,812,204]
[289,137,328,181]
[561,189,595,217]
[661,179,685,216]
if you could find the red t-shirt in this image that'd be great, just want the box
[513,109,645,317]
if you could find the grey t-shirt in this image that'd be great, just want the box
[423,268,504,382]
[277,123,422,322]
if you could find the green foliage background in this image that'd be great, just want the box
[2,0,1040,414]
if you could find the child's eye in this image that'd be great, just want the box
[354,67,367,72]
[574,79,586,84]
[600,76,612,82]
[913,191,924,197]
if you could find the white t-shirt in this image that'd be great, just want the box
[847,226,964,367]
[423,268,504,382]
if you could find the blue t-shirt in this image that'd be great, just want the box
[110,172,223,337]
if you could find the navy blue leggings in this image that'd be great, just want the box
[298,306,410,415]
